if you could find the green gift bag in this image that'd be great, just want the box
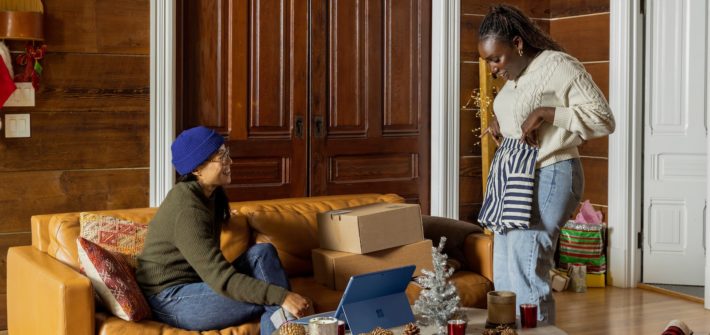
[559,221,606,274]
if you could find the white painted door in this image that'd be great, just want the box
[643,0,708,285]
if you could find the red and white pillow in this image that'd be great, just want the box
[77,237,151,321]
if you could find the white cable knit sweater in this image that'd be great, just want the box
[493,50,615,168]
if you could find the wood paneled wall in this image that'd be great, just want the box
[0,0,150,329]
[459,0,610,222]
[549,1,610,218]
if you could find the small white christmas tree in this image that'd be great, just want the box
[413,237,460,335]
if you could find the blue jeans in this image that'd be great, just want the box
[492,158,583,325]
[147,243,289,335]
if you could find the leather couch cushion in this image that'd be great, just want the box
[238,194,404,276]
[289,277,343,313]
[405,271,492,309]
[97,312,259,335]
[422,215,483,270]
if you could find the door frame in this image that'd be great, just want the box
[706,0,710,308]
[610,0,710,304]
[430,0,460,219]
[149,0,177,206]
[607,0,644,289]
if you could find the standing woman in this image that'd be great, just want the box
[476,5,615,325]
[136,126,310,335]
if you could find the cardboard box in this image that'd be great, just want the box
[586,273,606,288]
[550,269,570,292]
[317,203,423,254]
[312,239,433,290]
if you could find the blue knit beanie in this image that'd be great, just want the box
[171,126,225,175]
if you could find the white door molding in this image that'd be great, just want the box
[608,0,644,288]
[430,0,460,218]
[705,0,710,309]
[149,0,177,206]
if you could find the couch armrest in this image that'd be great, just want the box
[7,246,94,335]
[463,233,494,283]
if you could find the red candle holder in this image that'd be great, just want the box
[337,320,345,335]
[519,304,538,328]
[447,319,467,335]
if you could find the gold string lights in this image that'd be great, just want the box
[461,87,493,149]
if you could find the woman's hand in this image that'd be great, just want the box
[480,117,502,146]
[282,292,311,318]
[520,107,555,147]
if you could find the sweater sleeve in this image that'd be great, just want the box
[552,71,616,140]
[173,207,288,305]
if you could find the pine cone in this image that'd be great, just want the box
[402,322,420,335]
[370,327,394,335]
[279,322,306,335]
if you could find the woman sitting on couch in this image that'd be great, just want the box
[136,126,310,335]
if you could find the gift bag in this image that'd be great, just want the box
[559,221,606,273]
[568,264,587,293]
[559,201,607,274]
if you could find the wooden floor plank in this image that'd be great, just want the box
[2,287,709,333]
[556,287,710,334]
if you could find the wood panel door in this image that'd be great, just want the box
[179,0,431,208]
[310,0,431,212]
[179,0,309,201]
[225,0,310,201]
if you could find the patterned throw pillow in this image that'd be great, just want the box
[79,212,148,269]
[77,237,151,321]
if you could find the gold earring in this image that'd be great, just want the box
[518,48,523,56]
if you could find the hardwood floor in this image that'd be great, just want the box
[555,287,710,334]
[1,288,707,334]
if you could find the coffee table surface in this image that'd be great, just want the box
[387,308,568,335]
[277,308,567,335]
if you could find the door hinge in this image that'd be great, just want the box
[637,231,643,249]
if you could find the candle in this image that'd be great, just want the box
[309,317,338,335]
[519,304,538,328]
[447,319,467,335]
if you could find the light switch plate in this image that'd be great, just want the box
[5,114,31,138]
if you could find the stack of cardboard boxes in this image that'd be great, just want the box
[312,203,433,290]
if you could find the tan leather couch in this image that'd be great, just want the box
[7,194,492,335]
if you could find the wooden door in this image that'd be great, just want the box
[225,0,310,200]
[179,0,431,207]
[310,0,431,212]
[180,0,309,201]
[642,0,707,285]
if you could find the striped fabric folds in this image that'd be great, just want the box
[478,137,538,233]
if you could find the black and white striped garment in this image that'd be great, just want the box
[478,137,539,233]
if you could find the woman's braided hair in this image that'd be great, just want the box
[479,4,564,52]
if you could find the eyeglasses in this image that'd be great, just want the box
[210,147,231,164]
